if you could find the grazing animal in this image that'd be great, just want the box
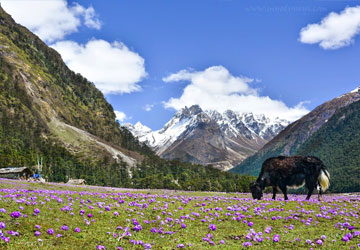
[249,156,330,200]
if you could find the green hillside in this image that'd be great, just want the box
[0,6,254,192]
[295,100,360,192]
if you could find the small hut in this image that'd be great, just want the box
[67,179,86,185]
[0,167,33,180]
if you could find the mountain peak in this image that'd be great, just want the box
[178,105,203,117]
[350,86,360,93]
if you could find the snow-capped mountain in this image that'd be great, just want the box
[124,105,289,170]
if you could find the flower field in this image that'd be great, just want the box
[0,179,359,249]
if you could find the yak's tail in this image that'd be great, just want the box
[318,167,330,191]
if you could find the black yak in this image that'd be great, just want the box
[249,156,330,200]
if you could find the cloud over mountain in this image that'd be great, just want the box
[163,66,309,121]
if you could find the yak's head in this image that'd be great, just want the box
[249,182,263,200]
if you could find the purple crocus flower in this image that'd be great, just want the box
[316,239,323,245]
[342,236,350,242]
[97,245,106,250]
[132,225,142,232]
[144,243,152,249]
[47,228,54,235]
[10,211,21,219]
[61,225,69,231]
[35,231,41,237]
[74,227,81,233]
[209,224,216,231]
[243,242,252,247]
[0,222,5,229]
[273,234,280,242]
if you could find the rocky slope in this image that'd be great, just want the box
[125,105,289,170]
[230,86,360,179]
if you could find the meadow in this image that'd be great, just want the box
[0,179,359,250]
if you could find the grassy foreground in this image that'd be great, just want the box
[0,179,359,249]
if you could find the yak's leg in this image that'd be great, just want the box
[317,182,323,201]
[278,182,288,200]
[306,188,314,200]
[272,186,277,200]
[305,176,317,200]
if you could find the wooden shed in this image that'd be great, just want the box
[0,167,33,180]
[67,179,86,185]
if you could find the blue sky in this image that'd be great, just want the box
[2,0,360,130]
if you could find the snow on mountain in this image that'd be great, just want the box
[350,86,360,93]
[124,105,289,170]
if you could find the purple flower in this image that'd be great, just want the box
[35,231,41,237]
[181,223,186,229]
[0,222,6,229]
[177,244,185,248]
[342,236,350,242]
[74,227,81,233]
[219,240,225,244]
[273,234,280,242]
[47,228,54,235]
[56,233,62,238]
[87,213,93,218]
[316,239,323,245]
[132,225,142,232]
[144,243,152,249]
[61,225,69,231]
[209,224,216,231]
[34,208,40,214]
[97,245,106,250]
[150,228,157,233]
[243,242,252,247]
[10,211,21,219]
[35,225,41,230]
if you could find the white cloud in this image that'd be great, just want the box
[0,0,101,43]
[144,104,154,112]
[299,6,360,49]
[114,111,127,122]
[163,66,309,121]
[51,39,147,94]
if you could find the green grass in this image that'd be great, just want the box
[0,179,359,249]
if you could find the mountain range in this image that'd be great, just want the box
[230,86,360,192]
[125,105,289,170]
